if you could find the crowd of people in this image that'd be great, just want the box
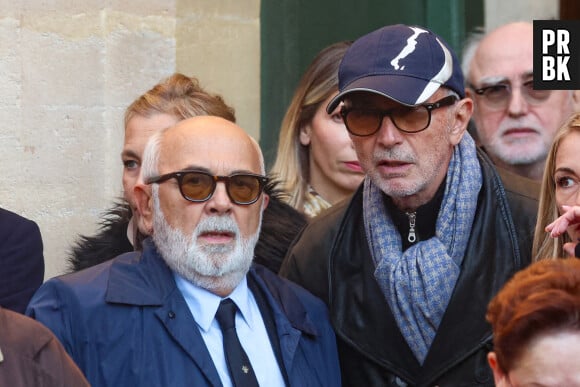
[1,19,580,387]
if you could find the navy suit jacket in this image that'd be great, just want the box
[0,208,44,313]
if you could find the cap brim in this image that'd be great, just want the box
[326,74,440,113]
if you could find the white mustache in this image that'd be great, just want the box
[497,118,543,136]
[195,216,238,236]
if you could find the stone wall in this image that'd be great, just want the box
[0,1,259,279]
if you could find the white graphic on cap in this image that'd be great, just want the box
[414,37,453,104]
[390,27,428,70]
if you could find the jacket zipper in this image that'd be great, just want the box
[406,212,416,243]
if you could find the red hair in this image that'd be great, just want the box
[486,258,580,372]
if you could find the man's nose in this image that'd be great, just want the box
[507,87,529,117]
[205,182,233,214]
[376,115,404,148]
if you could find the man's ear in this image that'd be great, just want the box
[134,182,154,235]
[262,193,270,211]
[449,97,473,146]
[464,88,475,103]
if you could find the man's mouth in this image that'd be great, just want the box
[376,159,412,175]
[198,231,235,243]
[502,127,538,137]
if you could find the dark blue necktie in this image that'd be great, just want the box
[215,299,260,387]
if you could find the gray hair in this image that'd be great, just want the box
[248,135,266,175]
[140,128,165,183]
[461,27,485,84]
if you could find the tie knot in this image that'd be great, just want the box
[215,298,238,331]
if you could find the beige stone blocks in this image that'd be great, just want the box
[176,1,260,139]
[0,3,179,279]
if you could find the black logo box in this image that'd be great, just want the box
[534,20,580,90]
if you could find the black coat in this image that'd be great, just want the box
[68,181,307,274]
[280,150,538,386]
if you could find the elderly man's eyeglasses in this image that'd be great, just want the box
[340,95,458,136]
[468,80,552,110]
[146,170,268,205]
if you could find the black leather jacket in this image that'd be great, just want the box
[280,151,538,387]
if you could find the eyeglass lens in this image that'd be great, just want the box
[180,172,263,204]
[344,106,428,135]
[475,80,551,110]
[342,96,456,136]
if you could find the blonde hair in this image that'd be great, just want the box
[124,73,235,127]
[270,41,351,212]
[532,113,580,260]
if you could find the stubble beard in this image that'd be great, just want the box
[366,144,445,201]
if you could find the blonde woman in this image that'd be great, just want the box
[533,112,580,259]
[271,41,364,217]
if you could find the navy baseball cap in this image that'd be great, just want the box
[327,24,465,113]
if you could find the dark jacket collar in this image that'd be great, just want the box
[105,239,174,306]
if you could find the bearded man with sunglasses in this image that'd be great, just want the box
[463,21,578,181]
[280,24,538,386]
[26,116,340,386]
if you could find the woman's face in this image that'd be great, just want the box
[122,113,179,209]
[490,331,580,386]
[300,93,364,204]
[554,131,580,242]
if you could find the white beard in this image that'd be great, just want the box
[151,187,260,293]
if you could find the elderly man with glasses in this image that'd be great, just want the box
[280,24,538,386]
[26,116,341,387]
[463,21,579,181]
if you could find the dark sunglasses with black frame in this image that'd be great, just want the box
[145,170,268,205]
[340,95,458,136]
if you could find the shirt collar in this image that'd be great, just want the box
[174,273,255,332]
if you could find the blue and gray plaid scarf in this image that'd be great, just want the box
[362,133,482,364]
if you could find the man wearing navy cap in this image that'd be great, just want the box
[280,24,538,386]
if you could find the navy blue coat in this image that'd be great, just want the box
[27,239,341,386]
[0,208,44,314]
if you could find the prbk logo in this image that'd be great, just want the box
[534,20,580,89]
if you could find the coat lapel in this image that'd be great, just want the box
[248,266,319,381]
[330,208,421,380]
[105,239,223,387]
[155,295,223,387]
